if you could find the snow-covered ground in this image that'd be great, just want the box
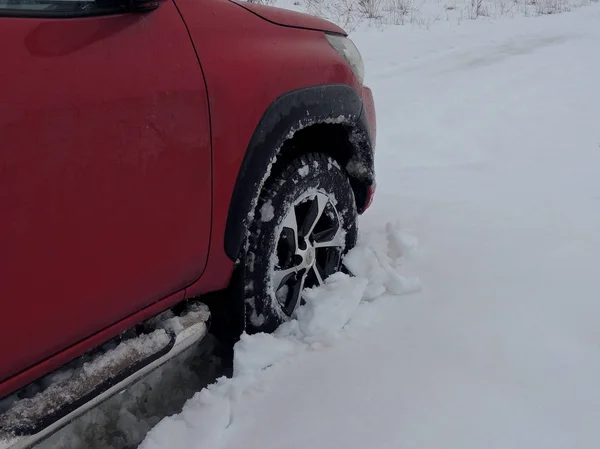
[275,0,595,31]
[135,4,600,449]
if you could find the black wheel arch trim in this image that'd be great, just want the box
[224,84,375,262]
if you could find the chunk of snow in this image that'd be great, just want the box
[345,227,422,298]
[296,272,368,339]
[139,220,420,449]
[386,221,419,257]
[259,201,274,222]
[298,165,309,177]
[233,333,299,377]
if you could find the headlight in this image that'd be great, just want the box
[326,34,365,84]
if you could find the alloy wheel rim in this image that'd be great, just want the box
[271,190,345,316]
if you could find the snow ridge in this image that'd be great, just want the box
[139,222,420,449]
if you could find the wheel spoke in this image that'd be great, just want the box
[274,190,342,316]
[282,204,298,240]
[277,204,299,268]
[284,269,307,316]
[272,266,298,293]
[280,227,297,263]
[299,192,328,238]
[322,246,342,278]
[313,227,344,248]
[312,263,325,286]
[312,221,339,244]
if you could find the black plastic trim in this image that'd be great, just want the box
[223,84,373,262]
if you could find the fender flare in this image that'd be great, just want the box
[224,84,374,261]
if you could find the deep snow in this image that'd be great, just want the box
[139,4,600,449]
[139,223,421,449]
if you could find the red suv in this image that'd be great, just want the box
[0,0,375,446]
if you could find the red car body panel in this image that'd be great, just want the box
[0,0,375,400]
[176,0,363,298]
[0,290,185,400]
[229,0,346,35]
[0,6,211,395]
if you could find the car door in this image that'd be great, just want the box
[0,1,211,383]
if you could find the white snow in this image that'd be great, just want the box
[295,273,368,338]
[276,0,594,30]
[345,221,422,298]
[139,4,600,449]
[83,331,171,377]
[297,165,310,177]
[259,200,275,222]
[140,225,418,449]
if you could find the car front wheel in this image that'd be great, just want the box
[243,152,358,333]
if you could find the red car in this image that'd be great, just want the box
[0,0,375,446]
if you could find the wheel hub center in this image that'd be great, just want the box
[304,245,316,267]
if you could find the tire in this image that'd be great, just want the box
[243,152,358,334]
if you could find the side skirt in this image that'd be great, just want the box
[0,301,210,449]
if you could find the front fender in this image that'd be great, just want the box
[224,84,374,262]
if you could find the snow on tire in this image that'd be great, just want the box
[243,152,358,334]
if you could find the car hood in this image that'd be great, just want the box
[230,1,346,35]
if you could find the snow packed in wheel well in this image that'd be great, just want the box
[268,122,374,213]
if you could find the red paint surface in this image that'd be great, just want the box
[230,0,346,35]
[0,290,185,399]
[179,0,363,297]
[0,0,376,398]
[0,7,211,393]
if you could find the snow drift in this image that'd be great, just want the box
[139,222,421,449]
